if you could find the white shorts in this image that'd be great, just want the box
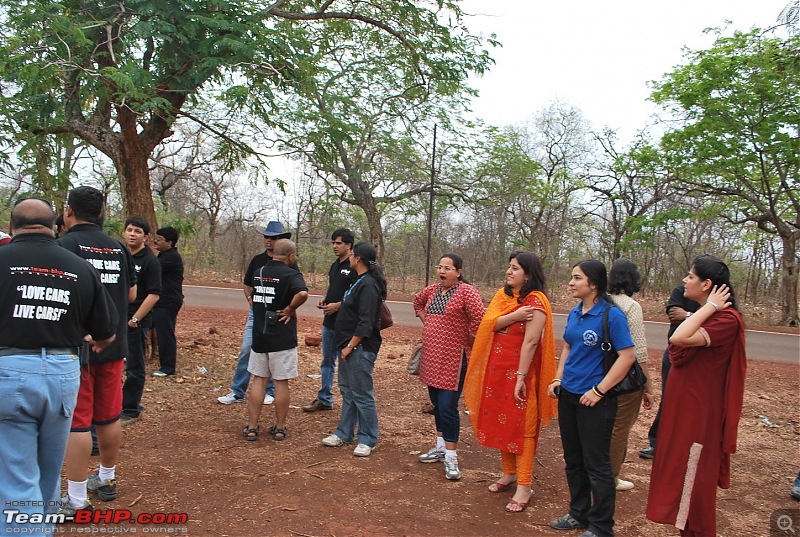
[248,348,298,380]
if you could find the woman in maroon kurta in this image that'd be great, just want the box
[413,253,485,481]
[647,255,746,537]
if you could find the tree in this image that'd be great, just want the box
[0,1,493,231]
[651,29,800,325]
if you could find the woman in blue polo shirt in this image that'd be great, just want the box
[547,260,636,537]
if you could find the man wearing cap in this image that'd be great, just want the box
[217,221,295,405]
[0,199,117,534]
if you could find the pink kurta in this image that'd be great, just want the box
[413,282,485,390]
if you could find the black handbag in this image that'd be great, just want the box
[602,306,647,397]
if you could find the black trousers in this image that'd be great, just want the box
[152,305,179,374]
[558,389,617,537]
[646,347,672,447]
[122,324,148,417]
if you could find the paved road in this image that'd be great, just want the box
[185,285,799,364]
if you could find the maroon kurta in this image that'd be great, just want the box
[646,308,746,537]
[413,282,485,390]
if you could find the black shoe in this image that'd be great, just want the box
[302,399,333,412]
[639,446,656,459]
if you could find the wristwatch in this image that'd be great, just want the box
[131,316,140,325]
[685,311,692,319]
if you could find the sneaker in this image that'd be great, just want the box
[57,495,94,519]
[217,392,245,405]
[616,478,634,491]
[263,394,274,405]
[322,434,345,447]
[353,443,373,457]
[792,475,800,501]
[444,458,461,481]
[87,473,117,501]
[151,370,170,377]
[418,447,446,463]
[549,514,588,531]
[578,532,600,537]
[639,446,656,459]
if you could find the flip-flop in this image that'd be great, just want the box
[505,498,529,513]
[488,478,517,493]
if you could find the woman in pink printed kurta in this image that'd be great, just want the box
[413,254,485,481]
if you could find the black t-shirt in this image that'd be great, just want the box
[244,251,298,287]
[666,285,701,338]
[129,246,161,326]
[251,261,308,353]
[334,273,382,354]
[58,223,135,362]
[155,247,183,308]
[0,233,117,349]
[322,257,355,329]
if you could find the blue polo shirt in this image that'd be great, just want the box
[562,298,634,394]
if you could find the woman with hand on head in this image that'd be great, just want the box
[464,251,557,513]
[413,254,485,481]
[547,259,635,537]
[647,255,746,537]
[607,258,654,491]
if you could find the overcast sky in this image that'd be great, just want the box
[461,0,790,142]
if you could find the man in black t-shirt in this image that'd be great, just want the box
[243,239,308,442]
[303,228,355,412]
[151,226,183,377]
[121,217,161,422]
[0,199,117,533]
[58,186,136,512]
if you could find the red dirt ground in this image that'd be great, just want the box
[72,292,798,537]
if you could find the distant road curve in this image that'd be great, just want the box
[185,285,799,365]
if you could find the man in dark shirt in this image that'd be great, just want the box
[243,239,308,441]
[638,284,700,459]
[217,221,292,405]
[151,226,184,377]
[0,199,117,534]
[121,217,161,422]
[303,228,355,412]
[57,186,136,512]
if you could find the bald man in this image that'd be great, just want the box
[0,199,117,533]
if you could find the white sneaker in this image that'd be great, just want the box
[616,478,634,491]
[322,434,344,447]
[418,447,445,463]
[353,443,373,457]
[217,392,244,405]
[444,458,461,480]
[263,394,274,405]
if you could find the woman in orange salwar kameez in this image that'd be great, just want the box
[464,251,557,513]
[647,255,746,537]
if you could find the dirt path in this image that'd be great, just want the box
[84,306,799,537]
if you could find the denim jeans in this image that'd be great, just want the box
[231,309,273,398]
[152,305,179,374]
[316,325,336,406]
[558,389,618,537]
[335,347,378,447]
[122,324,148,417]
[428,353,467,443]
[647,347,672,448]
[0,350,80,535]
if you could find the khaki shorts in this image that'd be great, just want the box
[248,348,298,380]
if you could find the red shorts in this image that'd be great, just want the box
[71,360,124,431]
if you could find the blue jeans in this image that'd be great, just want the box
[0,350,80,535]
[558,389,618,537]
[428,353,467,443]
[316,325,336,406]
[231,309,273,398]
[335,347,378,447]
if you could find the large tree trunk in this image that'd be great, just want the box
[779,232,799,326]
[362,201,385,265]
[117,108,158,231]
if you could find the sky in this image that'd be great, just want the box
[460,0,790,142]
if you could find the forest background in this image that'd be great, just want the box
[0,1,798,326]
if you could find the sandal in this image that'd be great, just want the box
[242,425,260,441]
[505,498,529,513]
[488,477,517,493]
[270,425,288,441]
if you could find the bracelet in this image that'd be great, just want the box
[552,378,561,383]
[706,300,719,311]
[515,371,527,377]
[592,385,605,398]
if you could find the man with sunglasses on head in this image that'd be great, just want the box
[303,228,356,413]
[218,221,295,405]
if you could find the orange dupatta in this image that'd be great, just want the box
[463,288,557,437]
